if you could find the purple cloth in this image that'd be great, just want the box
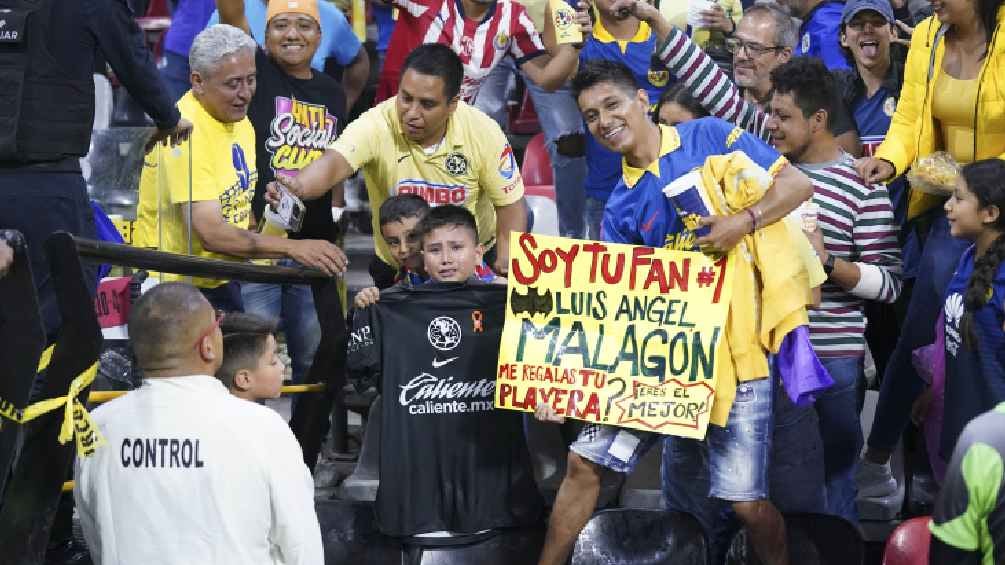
[912,311,947,484]
[777,325,835,407]
[163,0,217,56]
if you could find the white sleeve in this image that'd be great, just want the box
[266,419,324,565]
[73,458,103,563]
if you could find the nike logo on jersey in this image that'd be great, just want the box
[431,356,459,368]
[398,154,409,163]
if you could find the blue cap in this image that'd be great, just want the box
[841,0,895,24]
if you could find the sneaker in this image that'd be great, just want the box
[856,459,898,498]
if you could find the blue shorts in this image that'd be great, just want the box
[570,376,773,502]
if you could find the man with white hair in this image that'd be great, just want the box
[134,24,348,311]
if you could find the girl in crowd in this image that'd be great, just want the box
[940,158,1005,458]
[655,83,710,126]
[854,0,1005,496]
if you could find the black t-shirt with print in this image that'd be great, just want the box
[347,283,544,537]
[248,49,346,241]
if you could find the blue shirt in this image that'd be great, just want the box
[601,118,786,249]
[579,20,671,202]
[941,245,1005,457]
[852,85,921,276]
[207,0,362,72]
[373,4,395,54]
[164,0,217,56]
[795,1,851,71]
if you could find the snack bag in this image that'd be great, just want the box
[907,152,960,196]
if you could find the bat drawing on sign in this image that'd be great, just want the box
[510,287,553,317]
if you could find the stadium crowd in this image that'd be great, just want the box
[2,0,1005,563]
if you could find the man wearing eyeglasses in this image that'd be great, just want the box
[74,282,324,565]
[638,0,860,153]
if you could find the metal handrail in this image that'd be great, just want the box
[72,236,333,285]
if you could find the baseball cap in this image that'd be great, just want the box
[841,0,895,25]
[266,0,320,24]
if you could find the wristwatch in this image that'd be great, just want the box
[822,253,836,276]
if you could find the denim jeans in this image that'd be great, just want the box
[201,281,244,313]
[868,213,969,453]
[473,59,588,238]
[240,259,322,386]
[664,365,826,564]
[816,356,864,523]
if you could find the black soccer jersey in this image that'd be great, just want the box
[347,282,543,536]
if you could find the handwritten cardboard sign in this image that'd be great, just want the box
[495,233,734,439]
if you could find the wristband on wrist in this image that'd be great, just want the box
[744,208,757,233]
[822,253,836,275]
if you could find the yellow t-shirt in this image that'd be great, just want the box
[134,91,258,288]
[330,98,525,266]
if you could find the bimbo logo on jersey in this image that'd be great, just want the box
[397,179,468,205]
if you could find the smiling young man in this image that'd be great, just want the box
[765,57,902,522]
[207,0,370,107]
[267,44,527,278]
[835,0,906,191]
[534,59,814,565]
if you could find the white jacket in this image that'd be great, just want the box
[74,375,324,565]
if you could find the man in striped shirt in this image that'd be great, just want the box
[629,0,860,153]
[375,0,587,104]
[765,57,902,522]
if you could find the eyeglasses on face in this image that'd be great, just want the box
[725,37,784,56]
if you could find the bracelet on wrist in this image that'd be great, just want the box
[744,208,757,233]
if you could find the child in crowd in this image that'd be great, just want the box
[655,83,710,127]
[939,158,1005,460]
[216,313,286,402]
[374,194,430,287]
[354,205,501,308]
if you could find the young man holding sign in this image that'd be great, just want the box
[534,60,813,565]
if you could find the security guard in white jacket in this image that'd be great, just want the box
[74,283,324,565]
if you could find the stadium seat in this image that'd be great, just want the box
[882,516,931,565]
[725,513,864,565]
[572,509,708,565]
[404,528,545,565]
[619,440,663,510]
[508,85,541,136]
[520,133,559,237]
[316,499,401,565]
[338,396,381,502]
[317,499,544,565]
[521,133,553,187]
